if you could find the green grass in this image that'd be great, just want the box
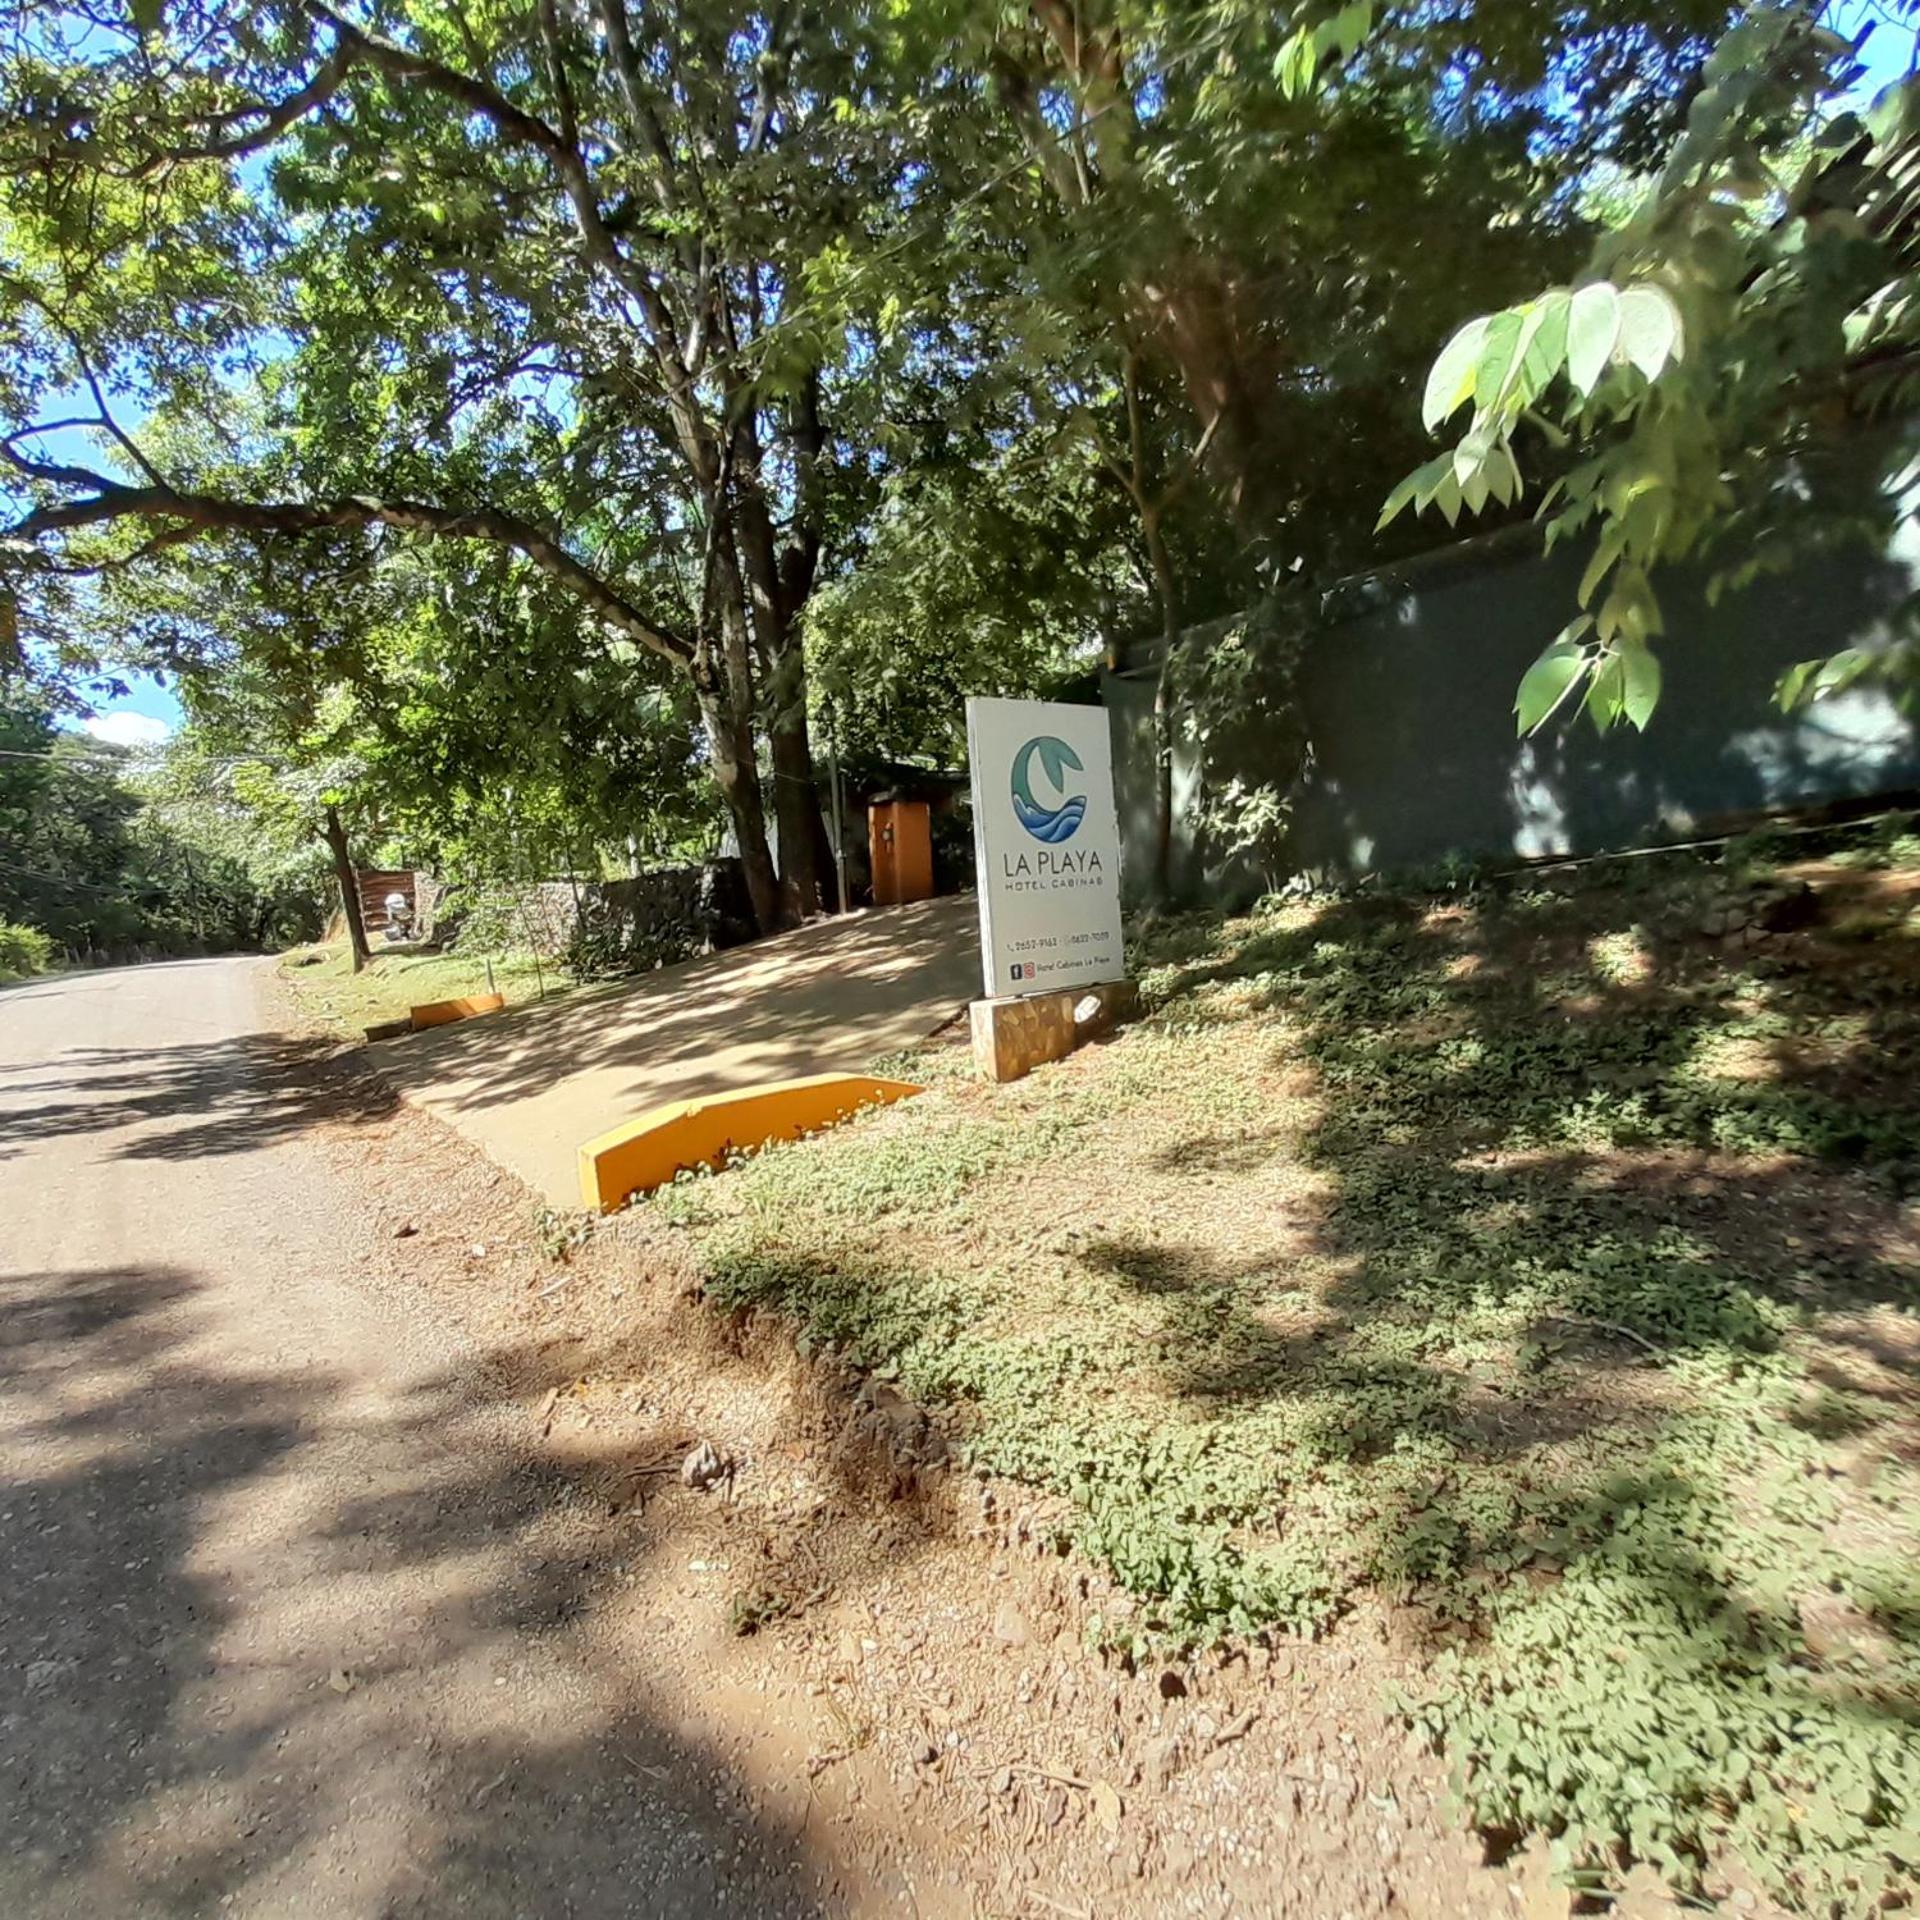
[278,941,572,1037]
[663,837,1920,1915]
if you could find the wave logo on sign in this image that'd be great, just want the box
[1011,735,1086,844]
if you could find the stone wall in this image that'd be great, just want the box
[566,863,755,974]
[430,863,754,971]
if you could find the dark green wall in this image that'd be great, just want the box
[1104,534,1920,905]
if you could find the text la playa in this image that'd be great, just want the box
[1001,849,1104,878]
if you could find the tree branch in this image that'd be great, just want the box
[27,522,201,578]
[0,274,163,490]
[536,0,581,150]
[303,0,563,156]
[70,341,167,487]
[1162,407,1224,511]
[778,367,826,616]
[302,0,684,363]
[151,41,357,170]
[744,5,794,158]
[592,0,684,200]
[0,429,122,495]
[4,482,693,665]
[19,40,354,177]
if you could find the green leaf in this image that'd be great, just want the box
[1377,473,1419,531]
[1618,639,1663,729]
[1310,3,1373,69]
[1578,526,1626,608]
[1485,443,1518,507]
[1775,658,1822,710]
[1453,422,1497,486]
[1615,287,1683,381]
[1567,284,1621,397]
[1329,1,1372,62]
[1814,647,1873,696]
[1423,316,1492,431]
[1622,484,1668,554]
[1514,622,1593,734]
[1518,290,1571,393]
[1275,30,1317,100]
[1377,453,1451,530]
[1473,311,1525,411]
[1585,651,1627,730]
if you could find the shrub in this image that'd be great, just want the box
[0,920,55,981]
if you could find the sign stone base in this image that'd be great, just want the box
[969,980,1138,1084]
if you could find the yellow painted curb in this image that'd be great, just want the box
[577,1072,923,1214]
[410,991,506,1031]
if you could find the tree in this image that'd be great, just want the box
[1388,3,1920,735]
[935,0,1727,544]
[93,500,726,967]
[138,733,331,949]
[0,674,307,958]
[0,687,147,954]
[0,0,957,932]
[802,424,1144,768]
[94,524,412,971]
[3,0,1753,920]
[879,0,1731,893]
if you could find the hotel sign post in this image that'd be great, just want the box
[964,696,1131,1078]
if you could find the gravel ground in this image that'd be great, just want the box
[0,959,824,1918]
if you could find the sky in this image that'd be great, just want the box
[50,0,1920,754]
[1842,0,1920,95]
[80,704,178,749]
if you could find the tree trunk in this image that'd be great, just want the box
[765,639,823,920]
[693,666,784,935]
[322,804,372,973]
[688,470,789,934]
[1142,508,1182,906]
[730,425,824,922]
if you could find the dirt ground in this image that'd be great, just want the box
[276,972,1772,1919]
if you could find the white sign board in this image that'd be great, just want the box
[965,696,1126,1000]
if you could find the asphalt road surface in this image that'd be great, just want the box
[0,960,817,1919]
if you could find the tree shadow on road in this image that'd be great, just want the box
[0,1261,830,1918]
[0,1032,395,1164]
[371,897,979,1121]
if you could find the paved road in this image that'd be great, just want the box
[374,897,979,1205]
[0,960,816,1919]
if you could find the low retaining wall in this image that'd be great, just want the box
[568,865,755,974]
[577,1074,923,1213]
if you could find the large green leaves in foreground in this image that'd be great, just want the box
[1387,3,1920,735]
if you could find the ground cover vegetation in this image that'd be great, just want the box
[660,828,1920,1914]
[276,940,565,1037]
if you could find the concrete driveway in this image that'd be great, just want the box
[371,896,980,1207]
